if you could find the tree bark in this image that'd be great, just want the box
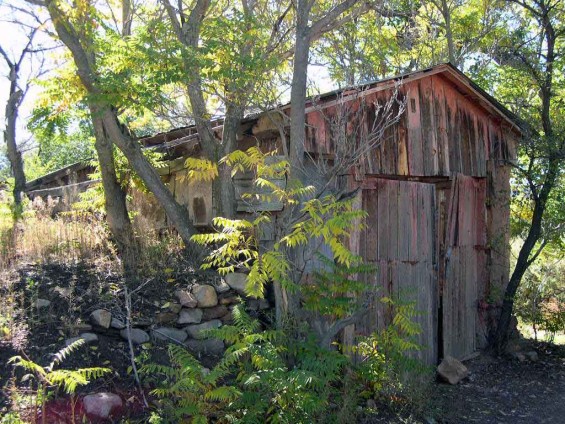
[4,83,26,209]
[122,0,133,37]
[288,1,311,177]
[494,160,559,351]
[162,0,240,219]
[99,107,196,243]
[90,110,138,276]
[440,0,456,65]
[281,0,364,328]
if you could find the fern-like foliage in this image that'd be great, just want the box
[354,295,430,402]
[302,254,377,318]
[191,147,367,300]
[184,158,219,182]
[142,305,349,423]
[9,339,111,396]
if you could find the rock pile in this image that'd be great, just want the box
[64,273,272,360]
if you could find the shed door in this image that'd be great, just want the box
[442,174,488,359]
[359,178,438,365]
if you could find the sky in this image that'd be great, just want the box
[0,1,56,153]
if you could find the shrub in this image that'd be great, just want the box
[142,305,350,423]
[355,296,433,414]
[7,339,111,424]
[514,249,565,342]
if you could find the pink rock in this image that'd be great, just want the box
[83,392,122,420]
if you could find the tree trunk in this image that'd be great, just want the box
[216,107,241,218]
[45,1,198,246]
[440,0,456,65]
[493,161,559,352]
[4,80,26,209]
[493,0,560,352]
[122,0,133,37]
[278,0,314,323]
[90,110,138,277]
[98,107,197,244]
[288,3,311,176]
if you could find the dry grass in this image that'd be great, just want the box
[0,191,190,276]
[0,198,114,269]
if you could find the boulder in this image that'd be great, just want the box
[35,298,51,309]
[132,318,152,328]
[185,319,222,339]
[202,305,229,321]
[175,290,198,308]
[505,339,525,353]
[247,299,270,311]
[83,392,123,420]
[192,285,218,308]
[152,327,188,343]
[213,278,231,294]
[220,311,233,324]
[169,303,182,313]
[110,318,126,330]
[219,295,240,305]
[185,339,225,356]
[155,312,178,324]
[65,332,98,346]
[513,352,526,362]
[120,328,150,345]
[90,309,112,329]
[71,323,93,332]
[437,356,469,385]
[178,308,203,325]
[258,299,270,310]
[225,273,247,295]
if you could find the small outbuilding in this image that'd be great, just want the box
[26,64,519,364]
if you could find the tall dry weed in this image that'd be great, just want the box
[1,195,113,267]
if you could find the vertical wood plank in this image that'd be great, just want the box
[420,77,439,175]
[407,82,424,175]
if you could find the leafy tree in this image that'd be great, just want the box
[25,0,198,256]
[28,105,95,172]
[489,0,565,351]
[160,0,292,219]
[314,0,507,86]
[514,247,565,341]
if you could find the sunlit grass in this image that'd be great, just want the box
[518,321,565,345]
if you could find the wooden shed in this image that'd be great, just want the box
[25,64,519,364]
[298,64,518,364]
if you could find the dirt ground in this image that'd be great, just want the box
[364,341,565,424]
[1,261,564,423]
[434,342,565,424]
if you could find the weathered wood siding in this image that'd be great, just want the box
[304,74,515,178]
[442,175,488,359]
[355,178,438,365]
[485,161,512,332]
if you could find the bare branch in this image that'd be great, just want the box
[0,45,13,67]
